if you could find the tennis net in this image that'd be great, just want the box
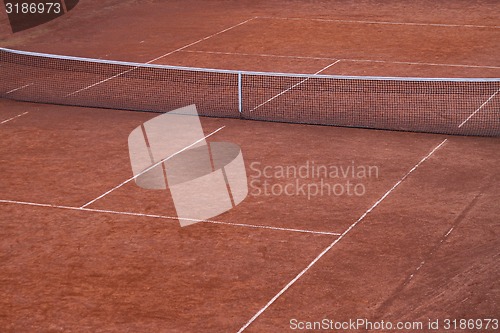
[1,47,499,136]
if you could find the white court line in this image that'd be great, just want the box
[0,112,29,124]
[256,16,500,29]
[341,58,500,70]
[237,138,448,333]
[5,83,33,94]
[67,17,256,96]
[458,88,500,128]
[154,17,256,58]
[249,60,341,112]
[408,224,454,282]
[80,126,225,208]
[184,50,333,61]
[67,68,136,96]
[183,50,500,70]
[0,199,340,236]
[444,226,455,238]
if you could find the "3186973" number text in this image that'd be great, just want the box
[5,2,61,14]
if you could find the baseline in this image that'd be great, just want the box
[256,16,500,29]
[0,199,341,236]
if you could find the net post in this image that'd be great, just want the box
[238,71,242,115]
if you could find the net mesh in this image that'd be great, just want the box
[241,75,500,135]
[0,48,239,117]
[1,47,499,136]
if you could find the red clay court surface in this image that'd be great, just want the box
[0,1,499,332]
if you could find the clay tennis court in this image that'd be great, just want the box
[1,1,499,332]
